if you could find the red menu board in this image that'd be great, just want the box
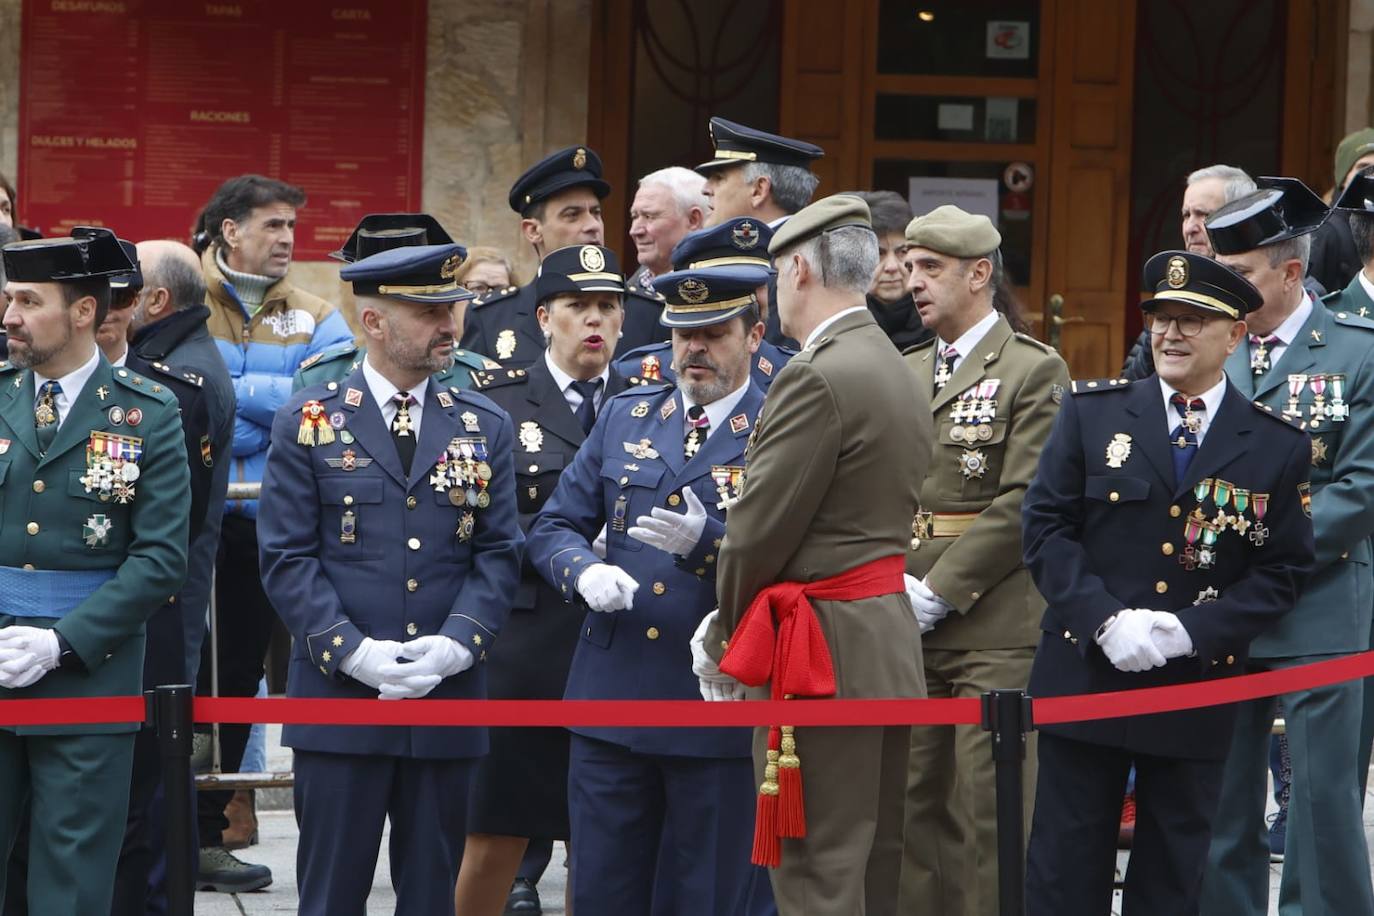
[18,0,426,260]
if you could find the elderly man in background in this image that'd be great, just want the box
[628,166,707,288]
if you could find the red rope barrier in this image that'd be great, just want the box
[2,651,1372,729]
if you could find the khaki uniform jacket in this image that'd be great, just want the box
[709,309,931,697]
[906,316,1069,650]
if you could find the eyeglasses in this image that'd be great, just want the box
[462,282,496,296]
[1147,312,1214,338]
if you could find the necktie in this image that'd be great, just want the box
[1249,334,1280,376]
[391,393,416,475]
[570,379,603,435]
[1169,394,1205,481]
[685,404,710,458]
[934,345,958,391]
[35,380,61,455]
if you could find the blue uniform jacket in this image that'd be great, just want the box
[1023,377,1314,760]
[526,381,764,758]
[258,367,523,759]
[613,338,795,392]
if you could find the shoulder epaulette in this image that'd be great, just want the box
[0,359,16,374]
[469,286,521,311]
[1070,378,1130,395]
[298,342,358,371]
[147,360,204,388]
[607,381,673,403]
[627,283,666,302]
[113,367,178,405]
[1014,331,1057,354]
[1250,399,1306,431]
[471,365,529,390]
[1329,306,1374,329]
[1321,288,1345,305]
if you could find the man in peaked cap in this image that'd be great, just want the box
[295,213,499,392]
[614,217,796,391]
[257,241,522,915]
[896,206,1069,916]
[461,146,668,368]
[1200,178,1374,916]
[698,194,930,916]
[1023,250,1313,915]
[1308,128,1374,295]
[0,229,190,913]
[526,261,773,915]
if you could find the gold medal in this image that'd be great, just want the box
[959,448,988,479]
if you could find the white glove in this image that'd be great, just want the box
[375,636,474,700]
[576,563,639,612]
[1149,611,1194,659]
[1095,609,1168,673]
[628,487,708,556]
[338,637,405,689]
[905,575,953,633]
[592,525,608,560]
[691,611,745,702]
[0,627,61,689]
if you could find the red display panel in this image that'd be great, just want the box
[18,0,426,260]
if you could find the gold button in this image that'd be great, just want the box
[169,595,176,604]
[620,476,629,485]
[668,494,681,507]
[529,464,539,473]
[1108,491,1120,502]
[22,564,34,571]
[652,582,666,595]
[406,578,418,592]
[1342,551,1350,559]
[695,568,706,575]
[1155,581,1168,594]
[407,496,418,509]
[1169,505,1181,518]
[32,480,44,493]
[713,538,722,548]
[408,537,421,550]
[720,640,729,651]
[344,495,354,506]
[406,623,418,636]
[971,591,980,600]
[646,627,660,640]
[704,554,715,563]
[1162,543,1175,556]
[1226,654,1236,665]
[1063,630,1072,640]
[26,522,38,535]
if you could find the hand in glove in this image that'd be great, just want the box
[576,563,639,612]
[1095,609,1168,673]
[592,525,609,560]
[376,636,473,700]
[628,487,707,557]
[691,611,745,702]
[338,637,405,689]
[905,575,953,633]
[1149,611,1194,659]
[0,626,60,689]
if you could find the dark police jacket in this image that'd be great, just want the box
[257,369,523,758]
[1022,376,1313,760]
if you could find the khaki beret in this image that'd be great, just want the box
[768,194,873,256]
[904,205,1002,257]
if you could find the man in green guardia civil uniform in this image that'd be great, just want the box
[293,213,500,392]
[0,228,189,914]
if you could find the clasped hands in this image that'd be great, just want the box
[1095,608,1194,673]
[904,575,954,633]
[340,635,473,700]
[0,626,61,689]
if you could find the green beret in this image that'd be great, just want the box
[768,194,873,256]
[1335,127,1374,189]
[904,205,1002,258]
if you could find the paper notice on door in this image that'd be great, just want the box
[908,178,1001,224]
[936,103,975,132]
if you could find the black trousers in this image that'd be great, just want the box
[196,514,278,847]
[1026,732,1225,916]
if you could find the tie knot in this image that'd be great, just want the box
[941,345,958,360]
[1249,334,1279,346]
[38,380,61,396]
[392,392,414,407]
[570,378,603,399]
[687,404,709,428]
[1170,394,1205,415]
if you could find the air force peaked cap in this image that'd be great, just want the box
[696,117,824,173]
[340,243,475,304]
[670,218,774,272]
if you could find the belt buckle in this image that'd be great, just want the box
[911,511,934,549]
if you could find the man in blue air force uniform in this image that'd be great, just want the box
[257,242,523,916]
[526,264,775,914]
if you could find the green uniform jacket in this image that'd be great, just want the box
[905,316,1069,650]
[1224,296,1374,657]
[292,341,501,392]
[0,356,189,734]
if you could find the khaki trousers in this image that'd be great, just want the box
[898,646,1037,916]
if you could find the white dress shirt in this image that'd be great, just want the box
[1255,292,1314,371]
[33,346,101,430]
[934,309,1000,373]
[544,349,610,415]
[362,355,429,437]
[682,378,751,442]
[1159,374,1227,447]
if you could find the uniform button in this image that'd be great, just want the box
[971,591,981,600]
[26,522,38,535]
[646,627,660,640]
[1226,654,1236,665]
[407,496,417,509]
[1155,581,1168,594]
[619,476,629,485]
[529,464,539,473]
[653,582,666,595]
[668,494,681,507]
[408,537,421,550]
[406,623,418,636]
[1108,491,1120,502]
[31,480,44,493]
[1169,505,1181,518]
[1063,630,1072,640]
[720,640,729,651]
[22,564,34,571]
[169,595,177,604]
[344,495,354,506]
[1161,543,1175,556]
[1342,551,1350,559]
[406,578,419,592]
[704,554,715,563]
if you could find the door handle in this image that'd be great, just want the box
[1045,294,1084,350]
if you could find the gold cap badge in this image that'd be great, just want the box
[572,148,588,169]
[1166,255,1188,289]
[440,253,463,279]
[579,245,606,272]
[678,277,710,304]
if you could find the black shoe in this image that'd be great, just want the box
[196,846,273,893]
[505,877,542,915]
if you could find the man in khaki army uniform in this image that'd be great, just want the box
[895,206,1068,916]
[698,195,931,916]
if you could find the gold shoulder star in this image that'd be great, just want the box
[321,650,332,662]
[332,635,344,647]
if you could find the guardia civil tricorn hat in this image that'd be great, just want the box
[1,226,135,283]
[1204,176,1330,256]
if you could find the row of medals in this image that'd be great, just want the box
[948,380,1000,443]
[1181,477,1271,570]
[1281,373,1349,427]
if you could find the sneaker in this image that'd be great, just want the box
[1268,809,1287,862]
[1117,793,1136,849]
[197,846,273,893]
[505,877,542,915]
